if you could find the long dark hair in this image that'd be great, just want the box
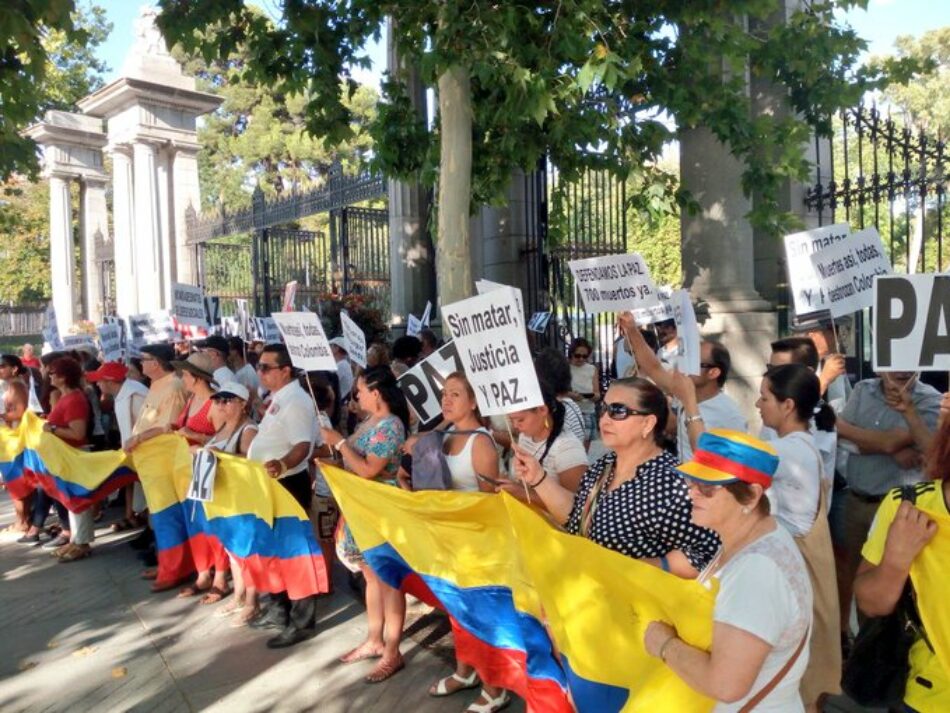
[764,363,836,432]
[362,365,410,432]
[536,380,567,465]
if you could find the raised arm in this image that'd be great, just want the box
[618,312,672,393]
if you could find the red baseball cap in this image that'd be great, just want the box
[85,361,129,383]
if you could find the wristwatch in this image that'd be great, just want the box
[50,424,58,433]
[683,414,704,425]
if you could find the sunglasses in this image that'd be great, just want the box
[597,401,651,421]
[699,362,717,370]
[213,397,238,405]
[572,352,590,359]
[256,363,282,373]
[686,479,723,498]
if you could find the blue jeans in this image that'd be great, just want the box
[32,489,68,529]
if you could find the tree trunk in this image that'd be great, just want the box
[436,64,473,307]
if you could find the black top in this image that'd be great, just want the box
[565,450,721,570]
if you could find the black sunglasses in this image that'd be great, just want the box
[597,401,651,421]
[572,351,590,359]
[213,396,238,405]
[699,362,717,370]
[256,363,282,373]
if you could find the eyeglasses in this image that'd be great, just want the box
[597,401,651,421]
[686,479,722,498]
[699,362,717,370]
[256,363,282,373]
[213,397,238,405]
[572,352,590,359]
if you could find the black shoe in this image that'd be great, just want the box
[266,625,316,649]
[249,608,288,631]
[17,533,40,545]
[129,528,153,551]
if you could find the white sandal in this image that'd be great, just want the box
[429,670,480,697]
[464,689,511,713]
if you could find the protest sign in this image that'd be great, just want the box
[270,312,336,371]
[340,311,368,369]
[421,301,432,327]
[62,334,98,353]
[873,274,950,371]
[784,223,850,320]
[44,303,64,350]
[235,299,250,339]
[171,283,209,328]
[259,317,282,344]
[671,289,701,376]
[187,449,218,503]
[97,323,123,361]
[282,281,298,312]
[406,314,423,337]
[475,279,525,321]
[808,227,892,318]
[568,253,659,314]
[397,341,464,428]
[441,287,543,416]
[527,311,552,333]
[631,285,676,325]
[128,312,177,352]
[221,317,241,337]
[204,296,221,327]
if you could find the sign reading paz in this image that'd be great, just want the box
[784,223,850,319]
[270,312,337,372]
[340,311,367,369]
[172,283,209,328]
[441,287,542,416]
[809,227,892,318]
[397,341,464,428]
[874,274,950,371]
[568,253,659,314]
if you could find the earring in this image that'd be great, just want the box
[544,417,550,429]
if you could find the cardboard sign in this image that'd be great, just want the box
[128,312,176,352]
[784,223,850,319]
[475,279,526,320]
[568,253,660,314]
[187,449,218,503]
[282,281,298,312]
[527,311,552,333]
[270,311,336,372]
[172,283,209,328]
[441,287,543,416]
[235,299,250,339]
[631,285,676,325]
[97,323,123,361]
[874,274,950,371]
[44,303,64,350]
[809,227,892,318]
[421,301,432,327]
[340,311,368,369]
[397,341,464,428]
[406,314,423,338]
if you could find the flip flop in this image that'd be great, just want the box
[199,586,231,605]
[364,657,405,684]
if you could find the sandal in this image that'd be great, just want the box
[465,689,511,713]
[199,586,231,605]
[229,606,260,627]
[215,597,246,618]
[429,670,480,697]
[364,656,405,684]
[340,644,384,664]
[177,583,211,598]
[58,545,92,563]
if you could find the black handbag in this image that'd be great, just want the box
[841,485,928,707]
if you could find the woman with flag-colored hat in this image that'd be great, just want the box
[645,429,814,712]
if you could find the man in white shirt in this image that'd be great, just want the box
[246,343,319,648]
[619,312,747,462]
[195,335,235,385]
[227,336,259,411]
[328,337,354,400]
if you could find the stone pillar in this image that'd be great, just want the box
[156,147,174,306]
[386,17,435,332]
[111,148,137,316]
[680,127,777,424]
[476,171,530,289]
[171,146,201,285]
[80,177,110,323]
[49,174,77,328]
[133,141,164,311]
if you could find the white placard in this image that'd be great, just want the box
[282,281,298,312]
[568,253,660,314]
[475,279,525,321]
[873,274,950,371]
[204,296,221,327]
[421,301,432,327]
[808,227,892,318]
[221,317,241,337]
[187,449,218,502]
[172,283,209,328]
[630,285,676,325]
[406,314,423,337]
[235,299,250,339]
[270,311,336,371]
[441,287,543,416]
[44,303,64,350]
[397,341,464,428]
[784,223,851,319]
[97,323,123,361]
[527,311,552,333]
[128,311,176,351]
[340,311,368,369]
[672,289,701,376]
[62,334,98,352]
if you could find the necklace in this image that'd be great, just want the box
[701,517,771,581]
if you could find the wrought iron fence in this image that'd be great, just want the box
[341,207,390,315]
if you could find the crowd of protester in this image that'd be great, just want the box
[1,310,948,712]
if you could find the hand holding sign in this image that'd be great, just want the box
[188,449,218,502]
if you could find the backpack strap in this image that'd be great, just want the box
[738,627,810,713]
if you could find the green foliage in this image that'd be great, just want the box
[0,178,52,303]
[876,27,949,136]
[157,0,925,240]
[0,1,111,179]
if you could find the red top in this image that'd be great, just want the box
[175,397,216,443]
[47,390,90,447]
[21,357,40,369]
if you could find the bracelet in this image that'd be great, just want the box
[659,635,677,662]
[659,555,670,572]
[683,414,704,425]
[334,439,346,453]
[528,471,548,489]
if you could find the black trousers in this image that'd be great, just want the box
[278,470,313,512]
[267,469,316,628]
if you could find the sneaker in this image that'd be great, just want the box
[42,534,70,549]
[17,533,41,545]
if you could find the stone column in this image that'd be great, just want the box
[386,17,434,333]
[171,146,201,285]
[49,174,77,328]
[156,146,174,306]
[133,141,164,311]
[111,148,137,316]
[80,177,109,323]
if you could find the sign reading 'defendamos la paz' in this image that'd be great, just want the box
[270,312,337,372]
[441,287,543,416]
[568,253,659,314]
[808,227,892,319]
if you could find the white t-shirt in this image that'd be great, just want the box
[677,391,747,463]
[212,365,235,387]
[114,379,149,444]
[233,363,260,392]
[247,380,317,477]
[765,432,823,538]
[570,362,597,413]
[518,431,589,482]
[760,424,836,500]
[707,526,812,712]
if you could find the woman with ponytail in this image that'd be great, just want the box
[756,363,840,710]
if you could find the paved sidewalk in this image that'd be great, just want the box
[0,493,524,713]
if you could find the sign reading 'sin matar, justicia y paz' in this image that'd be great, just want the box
[441,287,543,416]
[568,253,659,314]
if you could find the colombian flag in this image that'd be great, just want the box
[0,411,135,511]
[324,465,716,713]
